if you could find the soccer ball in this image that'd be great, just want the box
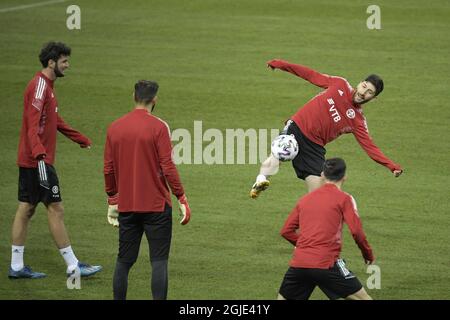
[271,134,299,161]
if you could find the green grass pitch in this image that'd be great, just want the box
[0,0,449,299]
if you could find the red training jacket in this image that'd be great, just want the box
[271,60,401,173]
[104,108,185,212]
[280,183,374,269]
[17,72,91,168]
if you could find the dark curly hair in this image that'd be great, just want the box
[39,42,71,67]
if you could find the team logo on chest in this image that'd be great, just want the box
[346,108,355,119]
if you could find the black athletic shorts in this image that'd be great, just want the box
[281,120,326,180]
[278,259,363,300]
[117,203,172,264]
[18,165,62,205]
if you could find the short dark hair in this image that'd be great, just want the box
[134,80,159,105]
[323,158,346,181]
[365,74,384,96]
[39,42,71,67]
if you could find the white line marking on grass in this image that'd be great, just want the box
[0,0,68,13]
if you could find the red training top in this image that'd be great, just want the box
[271,60,401,173]
[280,183,374,269]
[104,108,185,212]
[17,72,91,168]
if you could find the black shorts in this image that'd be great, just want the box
[118,204,172,264]
[281,120,326,180]
[278,259,363,300]
[18,165,62,205]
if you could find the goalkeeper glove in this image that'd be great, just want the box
[107,194,119,227]
[177,194,191,225]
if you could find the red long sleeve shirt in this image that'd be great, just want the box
[104,108,185,212]
[272,60,401,173]
[280,183,374,269]
[17,72,91,168]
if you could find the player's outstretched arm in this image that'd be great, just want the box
[342,196,375,264]
[266,59,332,88]
[353,125,403,177]
[57,114,91,148]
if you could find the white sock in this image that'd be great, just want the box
[256,174,268,183]
[59,246,79,271]
[11,245,25,271]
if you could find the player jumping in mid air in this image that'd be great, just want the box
[250,59,403,198]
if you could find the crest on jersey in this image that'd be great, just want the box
[346,108,356,119]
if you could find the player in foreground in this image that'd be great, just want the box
[278,158,374,300]
[9,42,102,279]
[104,80,191,300]
[250,59,403,198]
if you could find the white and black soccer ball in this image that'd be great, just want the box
[271,134,299,161]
